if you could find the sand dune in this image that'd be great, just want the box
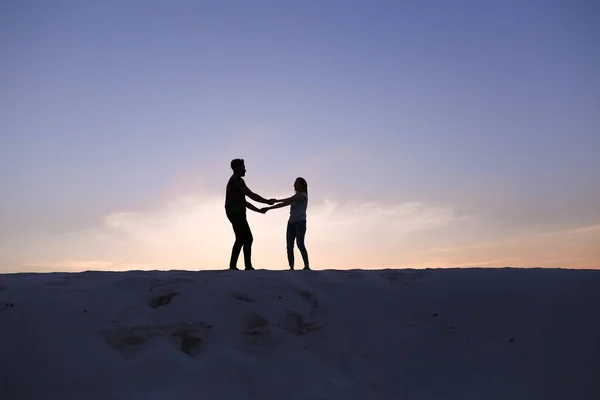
[1,268,599,399]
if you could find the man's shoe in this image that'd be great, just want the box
[229,266,239,270]
[245,266,255,270]
[303,266,310,270]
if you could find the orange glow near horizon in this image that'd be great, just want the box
[3,195,598,273]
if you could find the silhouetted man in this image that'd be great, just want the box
[225,159,275,270]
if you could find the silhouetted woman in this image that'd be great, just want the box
[262,177,310,270]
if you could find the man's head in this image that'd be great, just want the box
[231,158,246,177]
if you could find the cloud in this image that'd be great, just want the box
[25,260,119,271]
[402,224,600,269]
[12,194,458,272]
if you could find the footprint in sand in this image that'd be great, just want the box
[100,322,210,359]
[298,289,322,314]
[284,310,323,336]
[231,293,256,303]
[148,292,180,308]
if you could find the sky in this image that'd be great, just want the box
[1,0,599,273]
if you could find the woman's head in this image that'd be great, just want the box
[294,177,307,192]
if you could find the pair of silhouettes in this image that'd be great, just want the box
[225,159,310,271]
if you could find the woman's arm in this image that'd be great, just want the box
[266,199,293,211]
[274,194,296,203]
[264,193,305,211]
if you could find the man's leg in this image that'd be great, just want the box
[227,212,244,270]
[286,221,296,269]
[240,218,254,270]
[295,220,309,270]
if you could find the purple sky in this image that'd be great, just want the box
[1,0,599,272]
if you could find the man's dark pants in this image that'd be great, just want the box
[226,209,253,269]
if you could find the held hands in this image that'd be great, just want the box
[260,198,280,213]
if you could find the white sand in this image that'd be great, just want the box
[1,268,599,399]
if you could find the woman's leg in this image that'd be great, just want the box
[286,221,296,269]
[295,220,309,269]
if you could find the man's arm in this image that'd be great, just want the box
[242,181,274,204]
[246,201,266,213]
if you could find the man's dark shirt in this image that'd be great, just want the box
[225,175,246,214]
